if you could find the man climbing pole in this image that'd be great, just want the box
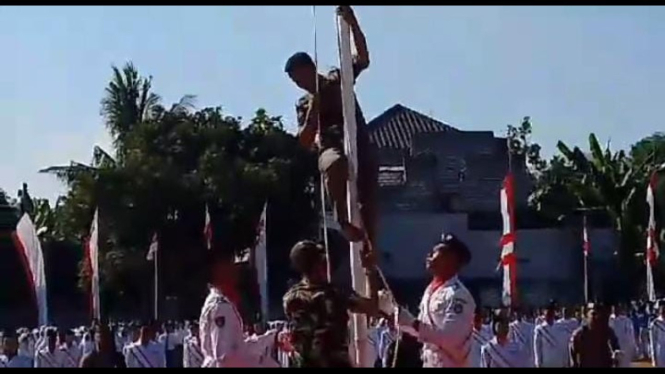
[284,5,378,246]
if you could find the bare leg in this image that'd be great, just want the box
[320,148,364,242]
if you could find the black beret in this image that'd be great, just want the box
[434,233,471,266]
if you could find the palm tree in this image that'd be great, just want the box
[101,63,161,159]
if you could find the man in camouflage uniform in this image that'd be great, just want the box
[282,240,379,367]
[284,5,378,246]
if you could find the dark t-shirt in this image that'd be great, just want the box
[80,350,117,368]
[295,59,371,153]
[283,280,361,368]
[569,325,620,368]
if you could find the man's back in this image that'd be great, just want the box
[283,280,353,367]
[570,325,619,368]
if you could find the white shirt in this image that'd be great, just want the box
[416,275,476,368]
[198,287,276,367]
[0,354,33,368]
[159,333,177,351]
[610,314,637,367]
[124,341,166,368]
[469,326,493,367]
[650,317,665,367]
[34,347,62,368]
[509,320,535,367]
[555,318,579,337]
[183,336,204,368]
[58,344,82,368]
[79,334,95,356]
[480,337,529,368]
[534,321,568,367]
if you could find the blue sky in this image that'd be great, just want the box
[1,6,664,202]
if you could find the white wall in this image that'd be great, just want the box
[377,212,615,282]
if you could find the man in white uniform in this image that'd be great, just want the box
[509,309,535,367]
[198,250,277,367]
[183,322,204,368]
[34,329,62,368]
[470,307,493,367]
[650,302,665,367]
[480,312,529,367]
[396,233,476,368]
[16,333,34,366]
[555,307,580,336]
[534,304,568,367]
[124,323,166,368]
[0,334,33,368]
[58,329,82,368]
[609,304,637,367]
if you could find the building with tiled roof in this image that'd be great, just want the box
[367,104,458,151]
[366,104,531,213]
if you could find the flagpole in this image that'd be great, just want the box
[583,214,589,304]
[154,242,159,321]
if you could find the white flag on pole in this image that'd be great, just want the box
[646,173,660,302]
[87,209,101,321]
[146,233,158,261]
[253,203,268,321]
[13,213,49,326]
[204,205,212,250]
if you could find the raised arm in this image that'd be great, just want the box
[337,6,370,77]
[347,246,380,316]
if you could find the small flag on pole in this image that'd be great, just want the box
[204,205,212,250]
[646,173,660,302]
[253,202,268,322]
[146,233,158,261]
[87,209,101,321]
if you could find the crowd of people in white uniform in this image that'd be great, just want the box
[358,300,665,368]
[1,299,663,368]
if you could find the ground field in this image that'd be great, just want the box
[632,360,652,368]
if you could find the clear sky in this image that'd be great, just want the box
[1,6,664,202]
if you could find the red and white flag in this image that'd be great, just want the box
[86,208,101,321]
[499,173,517,307]
[12,214,49,326]
[646,173,659,302]
[204,204,212,250]
[146,233,158,261]
[253,202,268,321]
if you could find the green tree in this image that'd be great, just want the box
[547,134,653,297]
[40,63,318,319]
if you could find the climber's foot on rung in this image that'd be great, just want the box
[339,221,365,243]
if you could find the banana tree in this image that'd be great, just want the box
[556,134,652,291]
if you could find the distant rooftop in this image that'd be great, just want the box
[367,104,458,151]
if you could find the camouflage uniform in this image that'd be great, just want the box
[283,280,360,367]
[295,60,378,245]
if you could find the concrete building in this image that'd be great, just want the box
[361,104,615,307]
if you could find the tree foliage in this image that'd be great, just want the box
[509,117,665,298]
[36,62,318,319]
